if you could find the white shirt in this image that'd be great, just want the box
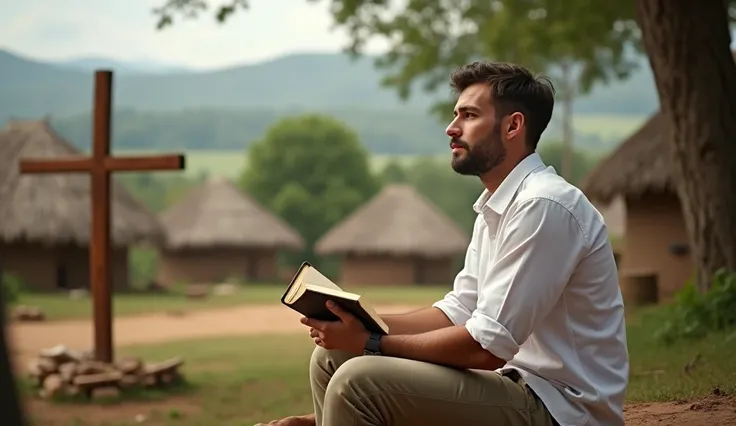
[433,153,629,426]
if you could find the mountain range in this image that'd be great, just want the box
[0,47,661,154]
[1,47,661,117]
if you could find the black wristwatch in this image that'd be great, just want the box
[363,332,382,355]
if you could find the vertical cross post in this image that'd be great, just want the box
[19,70,186,363]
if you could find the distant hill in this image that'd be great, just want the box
[53,57,192,74]
[1,47,660,121]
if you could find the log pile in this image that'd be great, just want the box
[12,305,45,321]
[27,345,185,401]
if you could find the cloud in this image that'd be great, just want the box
[0,0,389,69]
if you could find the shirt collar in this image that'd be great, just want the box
[473,152,547,215]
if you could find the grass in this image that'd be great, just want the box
[625,306,736,402]
[23,303,736,426]
[128,150,430,179]
[572,114,646,141]
[16,284,450,320]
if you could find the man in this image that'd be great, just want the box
[257,61,629,426]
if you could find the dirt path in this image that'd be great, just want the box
[7,303,418,364]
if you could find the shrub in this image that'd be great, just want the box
[1,273,24,305]
[654,268,736,344]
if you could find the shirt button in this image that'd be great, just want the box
[491,234,496,240]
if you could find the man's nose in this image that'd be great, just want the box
[446,121,461,138]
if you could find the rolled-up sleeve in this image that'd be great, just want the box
[432,216,483,326]
[465,197,588,361]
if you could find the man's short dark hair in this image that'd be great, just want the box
[450,61,555,151]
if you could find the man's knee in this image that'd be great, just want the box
[324,356,386,400]
[309,346,356,379]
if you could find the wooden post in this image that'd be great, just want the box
[19,70,186,363]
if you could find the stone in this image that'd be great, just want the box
[59,362,77,383]
[42,374,64,398]
[145,356,184,375]
[68,288,89,299]
[213,283,238,296]
[14,305,45,321]
[120,374,140,388]
[185,284,209,299]
[29,345,187,402]
[73,371,123,388]
[40,345,82,364]
[116,357,143,374]
[38,357,58,374]
[76,360,114,375]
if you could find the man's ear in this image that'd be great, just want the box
[505,112,525,140]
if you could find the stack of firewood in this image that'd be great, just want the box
[27,345,185,400]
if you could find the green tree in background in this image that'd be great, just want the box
[537,141,601,187]
[378,160,409,185]
[239,114,380,269]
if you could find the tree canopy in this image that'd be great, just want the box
[239,114,380,267]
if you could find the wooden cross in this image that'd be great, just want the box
[19,70,186,363]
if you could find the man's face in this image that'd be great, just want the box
[445,83,507,176]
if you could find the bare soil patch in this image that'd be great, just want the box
[624,389,736,425]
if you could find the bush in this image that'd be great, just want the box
[654,268,736,344]
[1,273,24,305]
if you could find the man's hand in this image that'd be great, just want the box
[301,300,370,356]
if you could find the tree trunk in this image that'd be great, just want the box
[559,61,575,181]
[635,0,736,291]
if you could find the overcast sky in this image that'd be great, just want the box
[0,0,389,69]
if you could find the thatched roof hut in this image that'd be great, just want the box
[315,184,469,285]
[158,177,304,251]
[580,112,693,304]
[0,119,164,247]
[155,177,304,285]
[579,112,674,204]
[315,183,469,257]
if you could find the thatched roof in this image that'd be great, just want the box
[315,184,469,257]
[0,119,165,247]
[579,112,676,204]
[158,177,305,251]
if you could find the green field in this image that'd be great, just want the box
[570,113,646,140]
[25,303,736,426]
[115,113,646,180]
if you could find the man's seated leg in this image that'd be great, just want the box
[254,345,357,426]
[310,345,359,424]
[320,353,557,426]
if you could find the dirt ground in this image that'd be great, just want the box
[7,303,417,365]
[9,304,736,425]
[623,391,736,425]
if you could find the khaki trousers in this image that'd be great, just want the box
[310,346,558,426]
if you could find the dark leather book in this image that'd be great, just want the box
[281,261,389,335]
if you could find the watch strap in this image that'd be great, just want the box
[363,332,382,355]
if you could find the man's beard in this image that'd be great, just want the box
[450,126,506,176]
